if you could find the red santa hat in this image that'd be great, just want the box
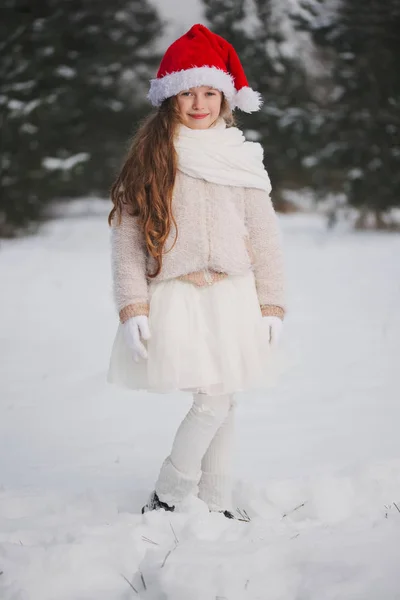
[148,24,262,113]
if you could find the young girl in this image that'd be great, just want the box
[108,24,286,518]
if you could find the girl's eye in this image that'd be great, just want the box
[181,92,191,96]
[206,92,216,96]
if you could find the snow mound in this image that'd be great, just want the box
[1,462,399,599]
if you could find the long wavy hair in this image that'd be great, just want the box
[109,94,235,278]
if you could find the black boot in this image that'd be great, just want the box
[141,491,175,514]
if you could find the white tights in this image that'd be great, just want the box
[155,393,235,511]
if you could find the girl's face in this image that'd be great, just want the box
[176,86,223,129]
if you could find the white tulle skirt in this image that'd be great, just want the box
[107,271,281,395]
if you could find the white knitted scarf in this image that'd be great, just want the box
[174,118,272,193]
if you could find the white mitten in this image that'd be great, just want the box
[263,316,283,347]
[122,315,151,362]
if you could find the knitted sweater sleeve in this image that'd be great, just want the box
[245,188,286,320]
[110,209,149,323]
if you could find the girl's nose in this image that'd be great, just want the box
[192,95,204,110]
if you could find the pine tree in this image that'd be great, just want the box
[0,0,162,236]
[309,0,400,223]
[252,0,318,192]
[202,0,319,204]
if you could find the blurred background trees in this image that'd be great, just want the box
[307,0,400,227]
[1,0,161,235]
[204,0,400,223]
[1,0,399,236]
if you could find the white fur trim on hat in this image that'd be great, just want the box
[234,86,263,113]
[148,66,236,107]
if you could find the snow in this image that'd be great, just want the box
[55,65,76,80]
[1,203,400,599]
[7,98,41,116]
[150,0,204,44]
[42,153,90,171]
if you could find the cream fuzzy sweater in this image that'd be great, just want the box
[111,171,286,322]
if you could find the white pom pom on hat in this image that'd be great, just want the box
[148,23,262,113]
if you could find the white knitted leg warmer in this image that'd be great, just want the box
[199,397,236,511]
[155,393,232,506]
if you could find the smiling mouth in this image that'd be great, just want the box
[189,114,209,119]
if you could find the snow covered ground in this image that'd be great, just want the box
[1,204,399,599]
